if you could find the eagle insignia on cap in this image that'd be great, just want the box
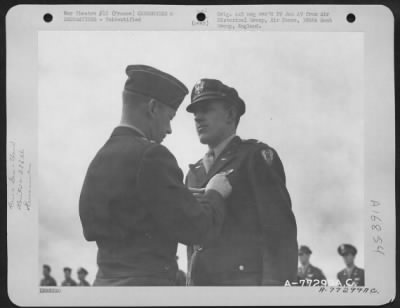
[261,149,274,166]
[193,80,205,95]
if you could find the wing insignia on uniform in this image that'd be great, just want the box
[261,149,274,166]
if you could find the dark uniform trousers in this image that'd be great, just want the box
[79,127,226,286]
[186,136,298,286]
[337,266,365,286]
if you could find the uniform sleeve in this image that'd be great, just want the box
[247,146,298,284]
[136,144,226,245]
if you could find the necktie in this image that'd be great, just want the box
[203,149,215,173]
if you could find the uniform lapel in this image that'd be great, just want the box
[306,265,312,275]
[351,267,358,279]
[188,160,207,188]
[199,136,241,187]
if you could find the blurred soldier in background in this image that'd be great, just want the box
[79,65,232,286]
[297,245,326,286]
[185,79,298,286]
[337,244,365,286]
[40,264,57,286]
[77,267,91,286]
[61,267,77,286]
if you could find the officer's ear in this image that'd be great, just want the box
[226,105,239,127]
[146,99,158,118]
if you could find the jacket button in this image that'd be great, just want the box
[239,265,244,271]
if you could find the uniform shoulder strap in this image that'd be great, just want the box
[242,138,271,150]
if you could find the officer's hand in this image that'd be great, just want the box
[189,187,205,196]
[189,187,206,202]
[205,173,232,198]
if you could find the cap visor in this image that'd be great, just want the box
[186,95,227,113]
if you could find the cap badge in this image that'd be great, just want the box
[194,81,205,95]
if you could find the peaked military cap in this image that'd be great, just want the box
[338,244,357,256]
[186,79,246,116]
[63,267,72,272]
[77,267,88,275]
[124,65,189,111]
[298,245,312,255]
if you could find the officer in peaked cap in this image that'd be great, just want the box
[297,245,326,286]
[79,65,233,286]
[77,267,90,286]
[299,245,312,255]
[337,244,365,286]
[185,78,298,286]
[187,79,246,116]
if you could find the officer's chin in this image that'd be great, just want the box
[198,133,210,145]
[152,136,162,144]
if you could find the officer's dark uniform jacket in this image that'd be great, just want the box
[297,264,326,285]
[186,136,298,286]
[337,266,365,286]
[40,276,57,286]
[79,126,226,285]
[61,278,77,286]
[78,280,90,286]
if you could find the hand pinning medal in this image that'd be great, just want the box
[221,168,235,176]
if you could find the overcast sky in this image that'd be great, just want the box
[38,30,364,285]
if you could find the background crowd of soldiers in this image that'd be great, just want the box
[40,263,187,287]
[42,65,365,287]
[41,243,364,287]
[40,265,91,287]
[296,243,364,286]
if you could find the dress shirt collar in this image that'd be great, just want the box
[209,133,236,159]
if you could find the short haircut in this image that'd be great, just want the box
[43,264,51,271]
[122,90,153,105]
[122,90,170,114]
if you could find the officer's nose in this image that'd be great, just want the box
[194,111,205,123]
[166,121,172,135]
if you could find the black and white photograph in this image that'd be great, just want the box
[38,30,366,288]
[6,4,395,306]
